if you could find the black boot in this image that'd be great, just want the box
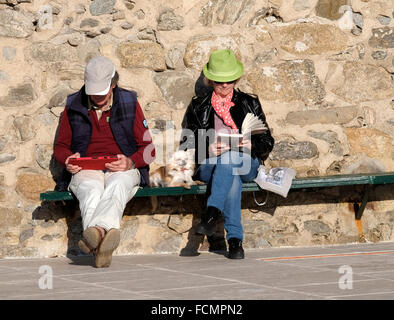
[208,234,227,253]
[228,238,244,259]
[195,206,220,236]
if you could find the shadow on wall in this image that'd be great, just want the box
[195,71,213,97]
[31,200,80,256]
[49,111,71,192]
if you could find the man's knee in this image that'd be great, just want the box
[80,179,104,191]
[108,176,139,192]
[70,178,104,197]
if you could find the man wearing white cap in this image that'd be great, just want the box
[54,56,156,268]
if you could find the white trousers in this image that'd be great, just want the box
[69,169,140,231]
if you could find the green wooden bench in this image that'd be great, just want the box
[40,172,394,220]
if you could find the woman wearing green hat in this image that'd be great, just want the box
[181,49,274,259]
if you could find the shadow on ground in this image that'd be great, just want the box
[31,184,394,262]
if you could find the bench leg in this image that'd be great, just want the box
[354,185,372,220]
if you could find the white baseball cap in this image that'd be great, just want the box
[84,56,116,95]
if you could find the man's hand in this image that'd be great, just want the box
[209,142,230,157]
[65,152,82,174]
[105,154,134,172]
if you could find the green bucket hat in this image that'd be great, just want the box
[203,49,244,82]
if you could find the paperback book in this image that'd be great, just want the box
[217,113,267,147]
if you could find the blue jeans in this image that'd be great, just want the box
[198,151,260,241]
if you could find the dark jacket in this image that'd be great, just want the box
[180,89,274,169]
[67,86,140,156]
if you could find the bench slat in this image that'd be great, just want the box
[40,172,394,201]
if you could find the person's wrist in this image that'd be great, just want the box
[129,158,135,170]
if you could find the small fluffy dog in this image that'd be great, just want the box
[150,149,198,189]
[149,149,204,212]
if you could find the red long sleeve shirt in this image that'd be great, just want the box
[54,100,155,168]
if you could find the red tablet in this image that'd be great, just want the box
[68,156,118,170]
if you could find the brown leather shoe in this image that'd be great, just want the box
[94,229,120,268]
[78,227,102,254]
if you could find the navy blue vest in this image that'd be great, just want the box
[58,86,150,189]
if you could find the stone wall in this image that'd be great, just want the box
[0,0,393,258]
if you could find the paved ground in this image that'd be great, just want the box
[1,241,394,300]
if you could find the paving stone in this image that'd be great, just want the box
[1,232,394,301]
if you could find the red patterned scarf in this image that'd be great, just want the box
[211,91,237,130]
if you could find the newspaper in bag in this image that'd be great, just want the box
[254,165,296,198]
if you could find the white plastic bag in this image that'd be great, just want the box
[254,165,296,198]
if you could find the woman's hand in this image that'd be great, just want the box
[239,139,252,152]
[65,153,82,174]
[105,154,134,172]
[209,142,230,157]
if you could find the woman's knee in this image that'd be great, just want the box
[218,151,242,165]
[198,164,214,183]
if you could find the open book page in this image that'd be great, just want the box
[217,132,243,148]
[216,113,267,147]
[241,113,267,136]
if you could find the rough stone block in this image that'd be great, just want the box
[89,0,116,16]
[1,83,36,108]
[153,71,195,110]
[286,106,357,126]
[157,9,185,31]
[333,62,393,103]
[307,130,343,156]
[0,9,34,38]
[368,27,394,49]
[184,35,241,70]
[275,23,348,55]
[0,207,23,228]
[16,173,56,202]
[116,42,166,71]
[13,116,36,141]
[248,60,325,104]
[345,128,393,160]
[270,140,319,160]
[315,0,351,20]
[199,0,252,26]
